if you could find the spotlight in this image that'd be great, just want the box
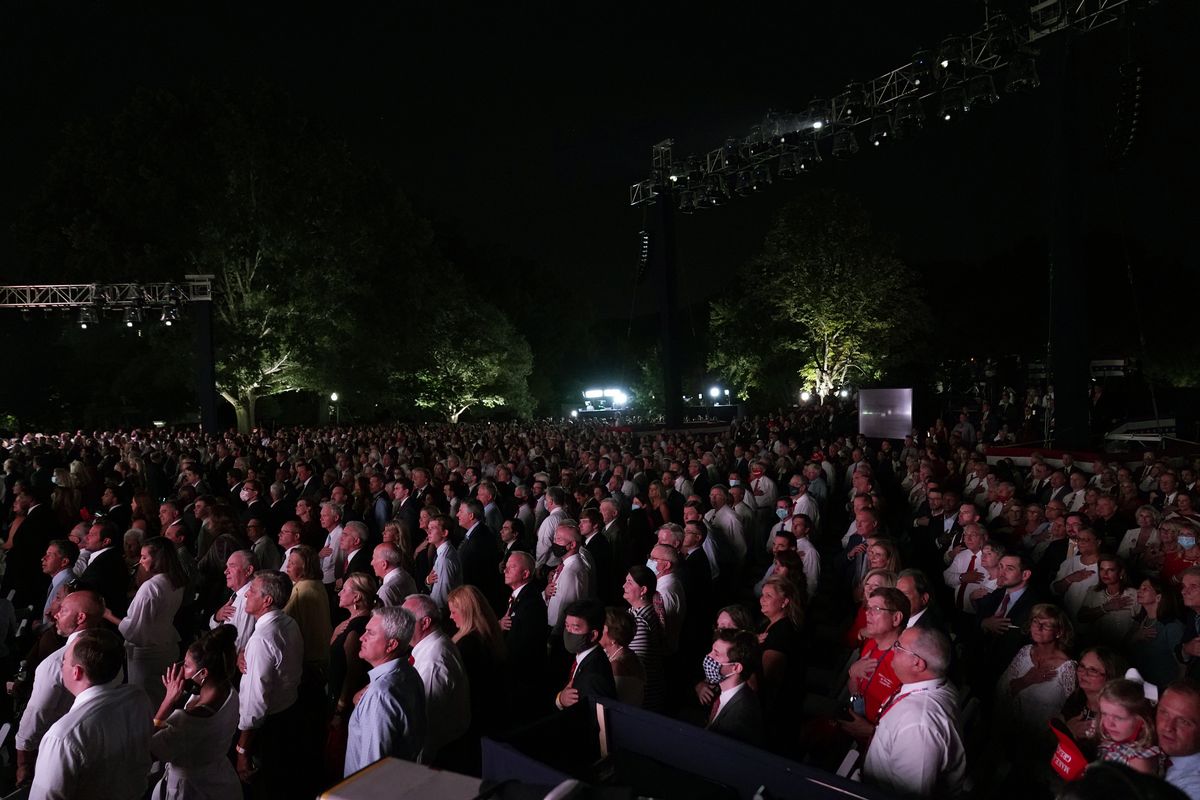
[570,410,578,418]
[1006,49,1040,92]
[832,128,859,159]
[909,50,932,87]
[806,99,830,131]
[938,85,967,121]
[839,389,850,398]
[868,114,892,146]
[123,308,143,328]
[709,387,721,399]
[21,309,32,322]
[160,307,179,326]
[796,140,822,171]
[777,152,801,179]
[704,175,728,207]
[678,190,697,215]
[751,163,772,190]
[965,74,1000,110]
[837,83,868,121]
[733,170,754,196]
[937,36,964,75]
[78,308,97,329]
[894,98,925,138]
[800,391,812,402]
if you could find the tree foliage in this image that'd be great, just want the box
[709,192,930,402]
[10,85,534,430]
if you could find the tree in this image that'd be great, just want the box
[709,192,930,402]
[398,300,534,423]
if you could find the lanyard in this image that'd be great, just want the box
[878,682,943,720]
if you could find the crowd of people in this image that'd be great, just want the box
[0,407,1196,799]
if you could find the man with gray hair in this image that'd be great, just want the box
[337,521,372,588]
[237,570,305,793]
[212,550,256,651]
[344,606,427,775]
[372,542,416,608]
[318,501,345,600]
[545,520,591,633]
[401,594,470,765]
[862,626,966,797]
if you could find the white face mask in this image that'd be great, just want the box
[645,559,660,577]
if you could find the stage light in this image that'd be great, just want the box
[78,308,97,329]
[837,83,867,120]
[21,309,32,322]
[123,308,142,328]
[832,128,859,159]
[583,389,603,399]
[777,152,801,179]
[751,163,771,190]
[733,170,754,196]
[160,307,179,326]
[704,175,728,207]
[806,99,830,131]
[937,36,964,74]
[909,50,932,86]
[868,114,892,147]
[894,97,925,138]
[1006,49,1040,92]
[966,74,999,110]
[678,190,697,215]
[939,85,967,121]
[709,387,721,399]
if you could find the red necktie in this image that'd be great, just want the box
[506,593,517,617]
[708,694,722,723]
[956,554,977,610]
[549,562,564,592]
[996,592,1011,618]
[566,658,579,688]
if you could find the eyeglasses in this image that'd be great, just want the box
[1077,664,1107,677]
[1031,620,1061,631]
[865,605,895,616]
[892,640,924,661]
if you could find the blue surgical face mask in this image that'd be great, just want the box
[729,479,740,487]
[775,508,789,521]
[645,559,660,577]
[1180,536,1197,550]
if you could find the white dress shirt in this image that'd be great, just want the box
[429,541,462,611]
[1054,558,1100,617]
[791,492,820,529]
[238,609,303,731]
[863,679,966,797]
[119,573,184,705]
[210,581,255,652]
[943,547,986,613]
[379,567,417,608]
[31,684,153,800]
[43,569,72,625]
[796,536,820,599]
[321,524,344,584]
[705,506,746,564]
[535,508,565,569]
[410,630,470,760]
[16,630,122,751]
[655,572,686,655]
[545,552,591,633]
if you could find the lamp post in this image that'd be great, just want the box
[330,392,340,425]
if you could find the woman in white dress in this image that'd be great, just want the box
[996,603,1078,748]
[103,536,187,707]
[151,624,241,800]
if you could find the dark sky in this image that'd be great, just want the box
[3,1,1196,322]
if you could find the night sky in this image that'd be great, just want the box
[3,1,1196,330]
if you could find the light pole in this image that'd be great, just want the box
[330,392,339,425]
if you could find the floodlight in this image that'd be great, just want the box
[160,307,179,326]
[330,392,339,402]
[966,74,1000,110]
[894,98,925,138]
[709,387,721,399]
[570,410,578,418]
[806,99,830,131]
[123,308,142,328]
[837,83,867,120]
[78,308,97,329]
[868,114,892,147]
[1006,49,1040,92]
[909,50,933,86]
[939,85,967,121]
[800,391,812,402]
[583,389,603,399]
[832,128,859,159]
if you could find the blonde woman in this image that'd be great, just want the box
[449,585,507,739]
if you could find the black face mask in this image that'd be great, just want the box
[550,543,568,558]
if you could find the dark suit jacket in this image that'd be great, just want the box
[583,533,615,603]
[459,524,504,609]
[909,604,950,635]
[504,584,548,677]
[78,547,131,616]
[103,503,132,533]
[970,585,1042,691]
[569,647,617,704]
[239,500,268,527]
[395,497,421,538]
[340,547,373,580]
[707,684,765,747]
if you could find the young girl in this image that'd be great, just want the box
[1096,678,1164,775]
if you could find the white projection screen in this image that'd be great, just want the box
[858,388,914,440]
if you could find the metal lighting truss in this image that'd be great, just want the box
[629,0,1143,207]
[0,275,214,309]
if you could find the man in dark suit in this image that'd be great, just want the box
[897,569,949,635]
[500,552,549,718]
[970,553,1041,697]
[76,520,130,616]
[391,478,420,536]
[704,629,764,747]
[555,599,617,711]
[580,509,615,603]
[455,500,504,610]
[238,479,269,527]
[336,522,374,587]
[98,484,132,533]
[266,482,293,539]
[294,461,321,503]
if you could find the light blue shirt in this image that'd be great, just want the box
[344,658,427,776]
[430,542,462,611]
[1167,752,1200,799]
